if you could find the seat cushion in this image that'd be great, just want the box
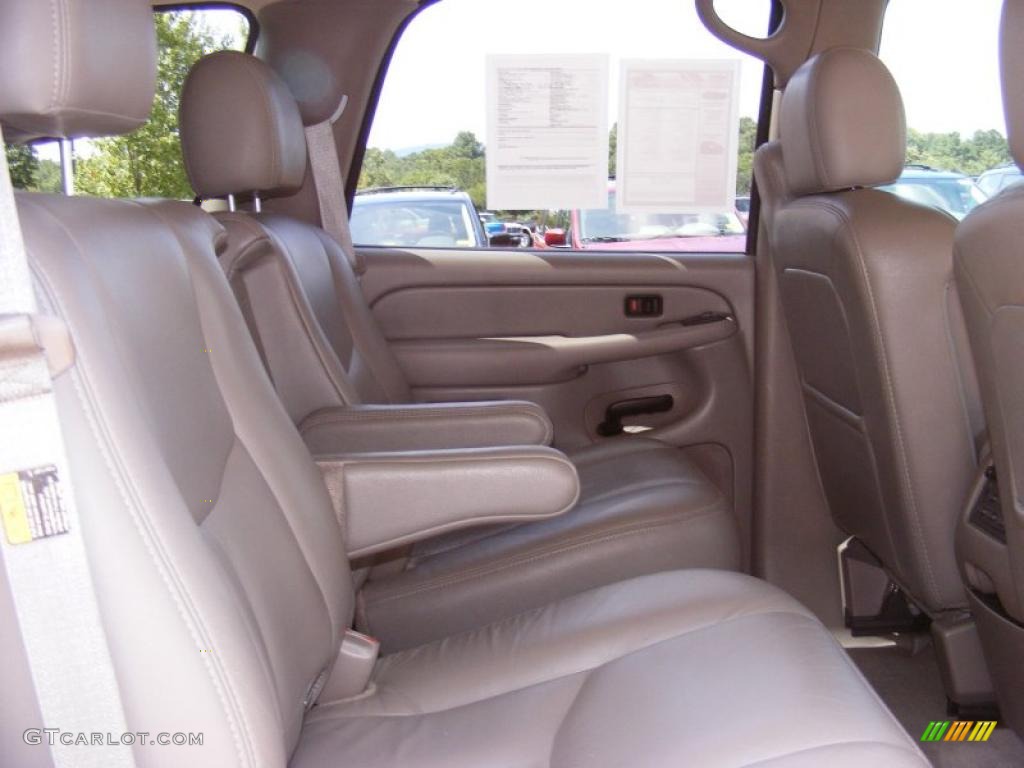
[357,438,741,652]
[295,571,927,768]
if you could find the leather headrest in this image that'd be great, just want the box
[180,51,307,199]
[780,47,906,197]
[0,0,156,141]
[1002,0,1024,169]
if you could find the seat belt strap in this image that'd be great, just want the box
[303,96,363,272]
[0,126,134,768]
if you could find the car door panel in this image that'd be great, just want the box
[358,246,755,563]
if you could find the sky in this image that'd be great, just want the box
[38,1,1007,162]
[368,0,1007,151]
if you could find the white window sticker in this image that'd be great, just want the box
[616,60,740,213]
[486,54,609,210]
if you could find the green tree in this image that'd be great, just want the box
[76,13,237,199]
[905,128,1012,176]
[359,148,400,188]
[735,116,757,196]
[6,144,39,190]
[5,144,61,193]
[451,131,484,159]
[35,159,61,193]
[609,123,617,178]
[357,131,489,208]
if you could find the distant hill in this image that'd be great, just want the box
[393,143,446,157]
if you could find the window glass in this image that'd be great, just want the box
[879,0,1019,219]
[6,9,249,198]
[357,0,767,252]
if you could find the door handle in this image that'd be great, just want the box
[597,394,675,437]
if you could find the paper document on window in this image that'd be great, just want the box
[616,60,740,213]
[486,54,609,210]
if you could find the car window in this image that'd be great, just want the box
[6,9,250,198]
[878,0,1008,218]
[351,195,482,248]
[356,0,769,253]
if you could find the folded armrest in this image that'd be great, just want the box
[316,446,580,557]
[299,400,554,454]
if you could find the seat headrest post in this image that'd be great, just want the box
[59,140,74,196]
[779,47,906,197]
[0,0,157,142]
[180,51,307,200]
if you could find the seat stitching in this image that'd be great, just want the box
[303,406,543,424]
[364,504,726,605]
[48,0,60,113]
[300,405,552,445]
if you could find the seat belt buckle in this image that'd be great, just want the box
[306,629,380,708]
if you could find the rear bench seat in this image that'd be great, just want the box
[0,0,928,765]
[178,51,741,650]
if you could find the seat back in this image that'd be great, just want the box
[180,52,412,425]
[1,5,354,766]
[955,0,1024,622]
[772,48,983,614]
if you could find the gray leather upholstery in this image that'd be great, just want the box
[301,401,555,453]
[216,209,411,412]
[769,48,982,615]
[954,0,1024,623]
[3,3,930,764]
[780,47,905,197]
[181,51,307,200]
[0,0,156,141]
[360,439,742,651]
[179,51,744,649]
[298,571,928,768]
[952,2,1024,736]
[316,445,580,557]
[14,189,930,768]
[955,183,1024,621]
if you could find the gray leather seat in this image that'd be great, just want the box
[178,50,741,650]
[954,0,1024,734]
[956,0,1024,630]
[768,47,984,616]
[0,2,930,765]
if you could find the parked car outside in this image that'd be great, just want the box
[878,164,987,220]
[351,186,489,247]
[478,210,506,239]
[976,163,1024,197]
[565,182,747,252]
[501,221,534,247]
[735,195,751,226]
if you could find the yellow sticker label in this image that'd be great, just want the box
[0,472,32,545]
